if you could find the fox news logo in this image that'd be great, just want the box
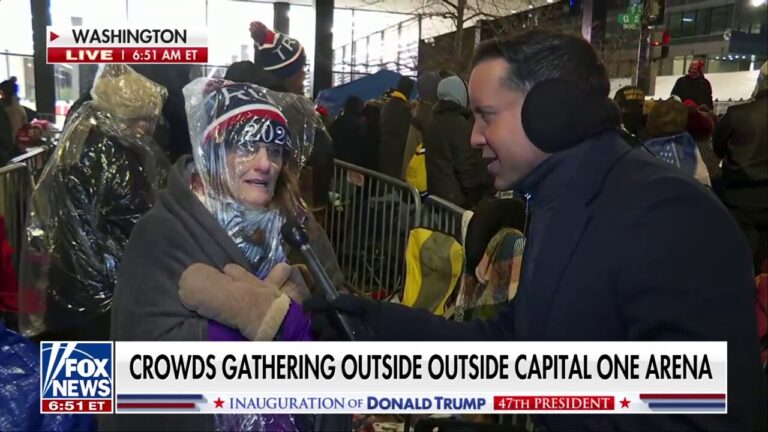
[40,342,113,413]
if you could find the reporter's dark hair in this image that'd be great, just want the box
[472,29,609,99]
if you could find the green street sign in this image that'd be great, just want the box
[619,10,641,30]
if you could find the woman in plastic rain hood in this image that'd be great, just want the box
[108,79,348,432]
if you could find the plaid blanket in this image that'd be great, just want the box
[455,228,525,322]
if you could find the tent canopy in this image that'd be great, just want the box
[316,70,410,118]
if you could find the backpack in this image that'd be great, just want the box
[405,143,427,194]
[402,227,463,316]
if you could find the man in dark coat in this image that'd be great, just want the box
[359,98,384,172]
[305,30,767,431]
[0,78,25,165]
[0,105,14,166]
[424,75,491,208]
[713,63,768,272]
[378,76,415,178]
[671,59,714,109]
[329,96,367,166]
[248,22,334,211]
[402,72,440,176]
[613,85,646,146]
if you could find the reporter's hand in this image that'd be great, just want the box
[302,293,381,340]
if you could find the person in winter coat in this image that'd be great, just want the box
[0,106,14,166]
[0,77,27,164]
[224,60,260,83]
[713,63,768,272]
[644,98,711,186]
[249,22,333,213]
[0,78,27,141]
[682,99,720,186]
[132,64,194,161]
[357,96,385,172]
[613,85,645,147]
[13,122,47,157]
[424,76,492,208]
[107,80,349,432]
[18,65,169,340]
[304,29,767,432]
[63,65,193,162]
[671,59,714,109]
[378,76,415,179]
[402,72,440,177]
[330,96,367,166]
[250,22,307,96]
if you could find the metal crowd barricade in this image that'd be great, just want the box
[324,160,422,299]
[421,195,467,243]
[10,145,54,183]
[0,163,34,273]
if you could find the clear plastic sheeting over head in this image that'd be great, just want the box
[184,78,305,280]
[184,77,308,431]
[18,64,169,337]
[92,64,167,122]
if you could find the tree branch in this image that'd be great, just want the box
[442,0,459,11]
[465,11,490,22]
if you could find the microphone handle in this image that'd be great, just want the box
[298,244,361,341]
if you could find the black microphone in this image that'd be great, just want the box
[281,219,363,341]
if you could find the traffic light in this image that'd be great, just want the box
[651,31,671,59]
[661,31,670,58]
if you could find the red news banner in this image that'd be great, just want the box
[48,47,207,63]
[494,396,615,411]
[42,399,113,413]
[47,27,208,64]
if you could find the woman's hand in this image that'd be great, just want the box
[178,263,291,341]
[223,262,313,303]
[266,263,314,302]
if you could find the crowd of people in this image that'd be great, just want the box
[0,77,55,166]
[611,60,768,273]
[0,20,766,432]
[328,71,495,209]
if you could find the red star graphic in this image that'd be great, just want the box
[214,397,225,408]
[620,397,630,408]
